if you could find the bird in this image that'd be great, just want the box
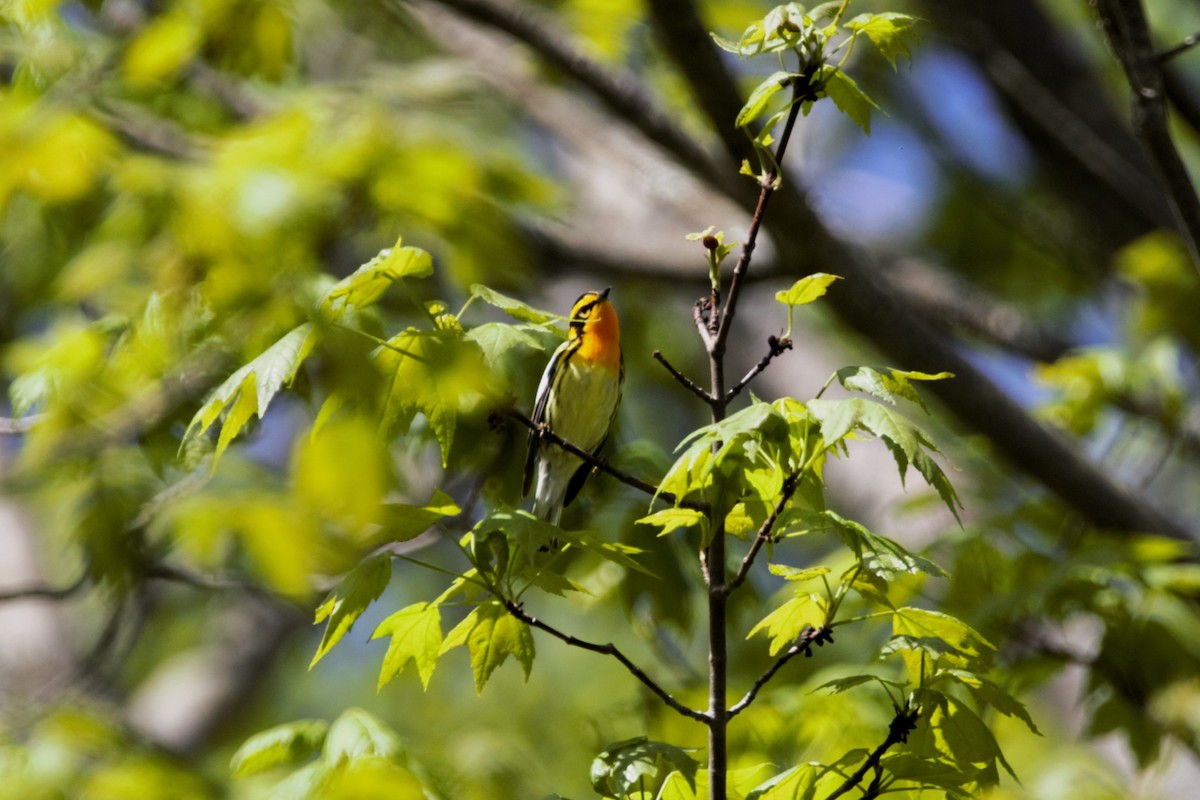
[523,287,624,527]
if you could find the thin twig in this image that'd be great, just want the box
[725,336,793,403]
[1159,29,1200,63]
[506,409,707,512]
[711,76,811,367]
[728,626,833,718]
[0,572,88,603]
[721,468,803,597]
[503,599,710,723]
[653,351,712,402]
[823,706,921,800]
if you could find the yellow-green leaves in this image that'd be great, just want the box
[815,65,880,134]
[836,366,953,412]
[807,398,961,520]
[590,738,700,800]
[231,709,427,799]
[468,284,560,326]
[736,71,795,129]
[747,593,825,655]
[321,238,432,321]
[231,719,329,778]
[637,507,707,537]
[843,12,919,69]
[311,555,393,669]
[440,600,535,694]
[776,273,841,336]
[889,607,994,675]
[185,324,315,468]
[372,602,443,691]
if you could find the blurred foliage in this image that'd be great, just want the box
[3,0,1200,799]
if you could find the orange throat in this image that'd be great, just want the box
[576,302,622,370]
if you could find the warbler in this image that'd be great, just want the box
[523,287,624,525]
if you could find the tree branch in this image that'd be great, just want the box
[823,706,921,800]
[505,409,706,512]
[728,626,833,718]
[645,0,1190,541]
[0,572,87,603]
[1094,0,1200,273]
[502,599,709,723]
[653,350,713,402]
[725,335,793,403]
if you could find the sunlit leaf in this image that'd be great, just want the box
[747,593,825,655]
[321,238,432,320]
[372,602,443,690]
[737,71,794,129]
[185,324,315,466]
[637,507,707,537]
[590,737,699,799]
[440,600,535,693]
[835,366,953,413]
[816,66,879,134]
[230,719,329,778]
[844,12,919,69]
[774,273,842,307]
[469,284,560,326]
[311,554,393,668]
[323,707,405,764]
[807,398,961,520]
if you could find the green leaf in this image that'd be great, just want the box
[835,366,953,413]
[892,607,994,670]
[737,71,794,128]
[745,762,819,799]
[469,284,560,325]
[185,323,315,465]
[844,12,919,69]
[810,673,906,697]
[378,489,461,544]
[230,719,329,778]
[637,507,707,537]
[807,398,961,520]
[933,670,1041,735]
[440,600,535,693]
[909,692,1015,783]
[747,593,825,655]
[371,602,443,690]
[768,563,831,583]
[321,237,432,320]
[777,508,945,580]
[311,554,393,668]
[590,737,699,799]
[323,707,405,764]
[816,66,879,134]
[464,321,548,363]
[774,273,842,307]
[376,330,487,466]
[879,753,978,791]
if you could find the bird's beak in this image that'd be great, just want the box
[598,287,611,301]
